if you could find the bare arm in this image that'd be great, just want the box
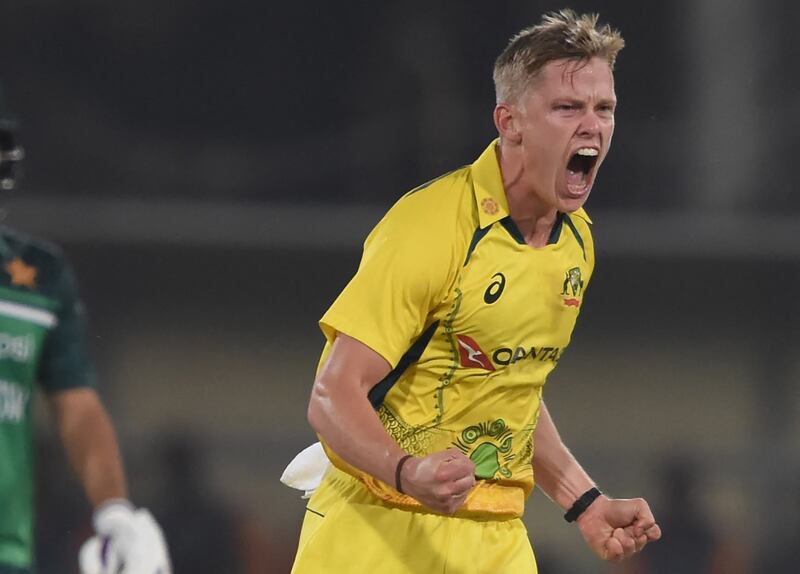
[48,387,128,507]
[532,400,595,510]
[307,333,400,485]
[533,400,661,561]
[307,333,475,513]
[53,390,174,572]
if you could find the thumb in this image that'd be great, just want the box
[435,449,475,480]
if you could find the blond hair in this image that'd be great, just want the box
[493,9,625,104]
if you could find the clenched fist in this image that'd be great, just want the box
[576,495,661,562]
[399,449,476,514]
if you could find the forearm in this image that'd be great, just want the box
[308,374,406,487]
[51,388,128,506]
[532,401,595,510]
[69,415,128,507]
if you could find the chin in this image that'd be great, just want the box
[559,194,589,213]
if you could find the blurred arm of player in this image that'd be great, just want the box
[308,333,476,515]
[48,388,172,574]
[533,401,661,562]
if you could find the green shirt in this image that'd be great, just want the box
[0,227,95,570]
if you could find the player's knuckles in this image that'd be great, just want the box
[433,490,451,503]
[616,534,636,556]
[614,527,634,542]
[457,462,477,479]
[633,497,655,519]
[438,483,469,503]
[431,485,457,503]
[612,528,634,551]
[433,460,453,482]
[452,453,475,469]
[453,477,476,495]
[433,466,455,483]
[646,524,662,540]
[622,525,639,540]
[442,447,467,459]
[440,449,474,470]
[434,463,471,483]
[432,448,461,465]
[601,538,623,561]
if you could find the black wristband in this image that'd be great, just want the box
[564,487,602,523]
[395,454,413,494]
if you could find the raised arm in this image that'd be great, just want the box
[308,333,475,514]
[533,401,661,561]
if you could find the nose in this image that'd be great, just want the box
[576,111,601,137]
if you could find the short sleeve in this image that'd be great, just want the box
[38,260,96,392]
[320,199,459,368]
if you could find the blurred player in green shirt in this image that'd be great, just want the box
[0,85,170,574]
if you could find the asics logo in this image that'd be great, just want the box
[483,273,506,304]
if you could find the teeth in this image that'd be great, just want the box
[577,148,598,156]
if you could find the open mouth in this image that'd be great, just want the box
[565,148,598,196]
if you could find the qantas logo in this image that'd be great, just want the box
[456,335,495,371]
[457,334,562,370]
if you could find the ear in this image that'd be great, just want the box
[494,103,522,144]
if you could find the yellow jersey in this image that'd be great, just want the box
[318,140,594,518]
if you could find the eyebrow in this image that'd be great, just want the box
[551,97,617,106]
[595,98,617,107]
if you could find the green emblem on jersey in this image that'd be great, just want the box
[561,267,584,297]
[454,419,514,479]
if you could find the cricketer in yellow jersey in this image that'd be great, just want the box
[288,9,661,573]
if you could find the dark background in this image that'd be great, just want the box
[1,1,798,572]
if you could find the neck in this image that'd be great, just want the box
[496,140,558,248]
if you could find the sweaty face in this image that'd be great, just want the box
[515,57,616,213]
